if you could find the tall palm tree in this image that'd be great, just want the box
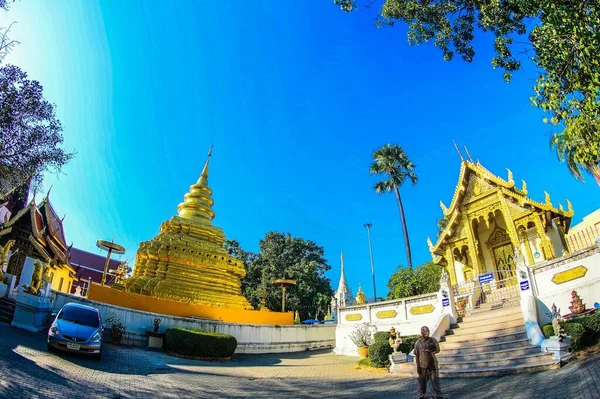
[370,144,418,269]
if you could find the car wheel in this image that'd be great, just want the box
[94,350,102,360]
[47,342,54,353]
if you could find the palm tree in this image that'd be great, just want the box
[551,133,600,185]
[370,144,418,269]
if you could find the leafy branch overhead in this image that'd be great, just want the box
[335,0,600,183]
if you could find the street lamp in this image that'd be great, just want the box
[364,223,377,302]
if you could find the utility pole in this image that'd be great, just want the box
[364,223,377,302]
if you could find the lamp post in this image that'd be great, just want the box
[97,239,125,286]
[364,223,377,302]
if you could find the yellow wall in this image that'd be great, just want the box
[50,266,75,294]
[87,283,294,325]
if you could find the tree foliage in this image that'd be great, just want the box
[335,0,600,183]
[224,233,334,321]
[387,261,441,299]
[370,143,417,269]
[0,65,74,194]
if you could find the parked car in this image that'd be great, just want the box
[47,302,104,359]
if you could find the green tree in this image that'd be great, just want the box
[0,65,74,195]
[387,261,441,300]
[437,216,448,238]
[370,144,417,269]
[335,0,600,184]
[225,233,334,320]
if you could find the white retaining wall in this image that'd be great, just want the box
[529,246,600,325]
[334,293,447,356]
[50,292,335,354]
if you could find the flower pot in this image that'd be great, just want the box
[357,346,368,358]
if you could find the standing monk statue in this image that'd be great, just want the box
[414,326,444,399]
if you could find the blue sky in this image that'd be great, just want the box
[3,1,599,299]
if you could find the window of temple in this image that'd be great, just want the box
[58,277,64,291]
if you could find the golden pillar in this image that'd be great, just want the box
[519,228,535,265]
[464,216,483,276]
[533,214,555,260]
[445,247,457,286]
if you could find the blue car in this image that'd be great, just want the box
[47,303,104,359]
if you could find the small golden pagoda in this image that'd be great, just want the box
[429,160,574,287]
[124,147,252,309]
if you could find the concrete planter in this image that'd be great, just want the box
[357,346,368,358]
[146,330,165,350]
[0,283,8,298]
[11,292,53,332]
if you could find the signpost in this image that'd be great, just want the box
[478,273,494,285]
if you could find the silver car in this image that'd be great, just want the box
[47,303,104,359]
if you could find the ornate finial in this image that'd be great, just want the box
[427,236,433,251]
[61,213,66,222]
[45,185,53,201]
[566,199,574,214]
[440,200,448,214]
[544,191,551,205]
[521,179,528,194]
[506,169,514,184]
[559,203,564,212]
[463,145,474,162]
[177,145,216,223]
[453,140,465,162]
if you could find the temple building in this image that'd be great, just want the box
[124,148,253,309]
[0,186,77,294]
[565,208,600,252]
[428,160,574,287]
[69,247,122,295]
[334,251,353,308]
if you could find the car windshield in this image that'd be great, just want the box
[58,306,100,328]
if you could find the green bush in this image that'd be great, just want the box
[373,331,389,343]
[542,323,554,339]
[368,340,392,368]
[399,335,421,355]
[579,311,600,334]
[561,322,585,350]
[165,328,237,359]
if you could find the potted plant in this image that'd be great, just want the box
[105,313,126,345]
[349,322,374,358]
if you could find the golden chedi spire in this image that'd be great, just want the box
[125,146,252,310]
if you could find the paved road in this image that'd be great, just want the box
[0,323,599,398]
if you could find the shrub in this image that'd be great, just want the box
[579,311,600,334]
[542,323,554,339]
[357,357,373,368]
[561,322,585,350]
[399,335,421,355]
[368,340,392,368]
[165,328,237,359]
[105,313,125,344]
[373,331,389,343]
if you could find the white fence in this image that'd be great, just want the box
[50,291,335,354]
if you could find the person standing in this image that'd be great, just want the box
[414,326,444,399]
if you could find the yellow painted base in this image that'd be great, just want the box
[88,284,293,325]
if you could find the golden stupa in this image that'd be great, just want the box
[124,147,252,310]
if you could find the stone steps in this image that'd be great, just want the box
[453,311,524,329]
[436,345,540,362]
[442,329,527,346]
[0,298,15,325]
[391,359,559,377]
[464,305,522,321]
[446,317,524,336]
[440,337,532,355]
[437,352,554,370]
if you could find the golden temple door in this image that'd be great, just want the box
[492,243,517,287]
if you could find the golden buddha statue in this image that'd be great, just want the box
[356,284,366,305]
[124,147,252,309]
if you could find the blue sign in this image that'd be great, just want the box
[520,280,530,291]
[478,273,494,284]
[442,298,450,307]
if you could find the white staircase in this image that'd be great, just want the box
[390,305,559,377]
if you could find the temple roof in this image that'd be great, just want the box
[0,195,74,272]
[430,160,574,256]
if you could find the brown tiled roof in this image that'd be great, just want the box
[39,200,67,248]
[69,247,121,273]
